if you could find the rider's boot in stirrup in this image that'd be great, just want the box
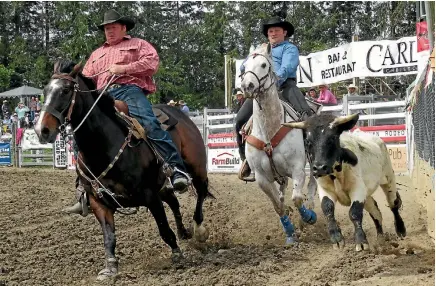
[63,178,90,217]
[237,144,254,182]
[172,171,189,192]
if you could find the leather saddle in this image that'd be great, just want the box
[114,100,178,140]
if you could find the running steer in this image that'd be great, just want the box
[283,113,406,251]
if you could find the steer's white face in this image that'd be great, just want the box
[282,113,360,177]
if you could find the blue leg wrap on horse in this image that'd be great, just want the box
[280,215,295,237]
[298,206,317,225]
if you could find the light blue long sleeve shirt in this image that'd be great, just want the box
[241,41,299,87]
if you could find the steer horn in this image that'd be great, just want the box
[282,121,306,129]
[331,113,359,127]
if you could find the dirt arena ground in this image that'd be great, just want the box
[0,168,434,286]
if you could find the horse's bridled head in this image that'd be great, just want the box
[35,78,76,144]
[240,46,273,98]
[35,61,83,143]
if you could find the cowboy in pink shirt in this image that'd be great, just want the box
[316,84,337,105]
[64,10,189,216]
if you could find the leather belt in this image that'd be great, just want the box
[108,83,124,90]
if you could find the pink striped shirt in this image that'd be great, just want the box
[316,89,337,105]
[82,36,159,93]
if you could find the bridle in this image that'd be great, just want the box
[42,73,118,138]
[41,72,136,214]
[240,53,276,99]
[41,74,79,137]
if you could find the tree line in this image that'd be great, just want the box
[0,1,417,109]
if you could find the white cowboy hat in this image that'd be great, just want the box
[347,84,358,91]
[167,99,176,105]
[318,83,328,88]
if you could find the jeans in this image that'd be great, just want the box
[108,85,186,172]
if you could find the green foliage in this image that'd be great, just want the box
[0,64,13,91]
[0,1,419,108]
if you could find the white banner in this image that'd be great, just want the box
[236,36,430,88]
[207,148,241,173]
[21,129,53,151]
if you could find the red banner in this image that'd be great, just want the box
[416,21,430,52]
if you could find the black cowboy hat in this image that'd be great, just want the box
[262,16,294,38]
[98,9,135,31]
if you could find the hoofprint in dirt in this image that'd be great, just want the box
[0,168,433,286]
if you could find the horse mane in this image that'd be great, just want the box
[52,60,124,127]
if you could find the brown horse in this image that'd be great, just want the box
[35,61,212,280]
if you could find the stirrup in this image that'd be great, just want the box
[238,160,255,182]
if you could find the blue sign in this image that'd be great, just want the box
[0,143,11,165]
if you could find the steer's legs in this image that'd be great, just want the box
[380,179,406,238]
[364,196,383,236]
[319,187,344,249]
[349,184,369,251]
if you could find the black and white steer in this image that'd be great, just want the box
[283,113,406,251]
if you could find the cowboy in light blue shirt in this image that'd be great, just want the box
[271,41,299,86]
[241,40,299,88]
[235,17,313,181]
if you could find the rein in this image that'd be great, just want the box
[241,52,286,186]
[43,72,138,214]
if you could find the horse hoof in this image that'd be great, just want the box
[193,222,209,243]
[355,243,370,252]
[332,240,345,250]
[395,221,407,238]
[285,235,299,246]
[96,268,117,281]
[178,227,193,240]
[171,248,184,263]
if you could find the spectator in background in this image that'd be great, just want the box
[307,88,317,100]
[11,112,18,128]
[29,97,37,121]
[32,111,40,128]
[2,100,10,119]
[347,84,366,119]
[232,88,246,113]
[36,97,42,113]
[15,102,29,121]
[167,99,176,107]
[347,84,360,105]
[316,84,337,105]
[179,100,190,115]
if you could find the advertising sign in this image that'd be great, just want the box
[0,143,11,165]
[386,144,407,173]
[236,36,430,88]
[207,148,241,173]
[54,135,67,168]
